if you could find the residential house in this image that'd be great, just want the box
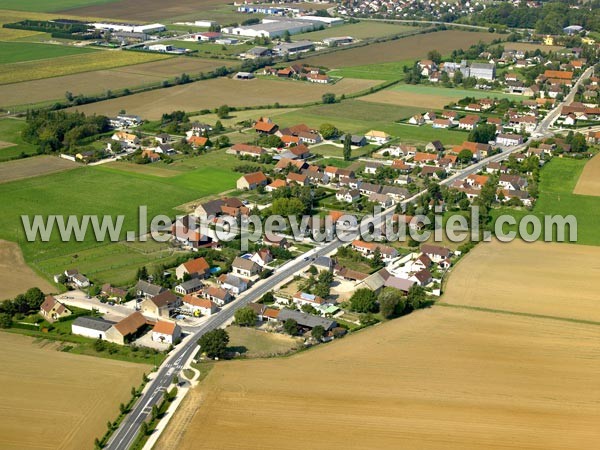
[265,179,287,192]
[351,240,398,261]
[359,182,381,196]
[152,320,181,344]
[364,161,383,174]
[426,140,444,153]
[217,274,247,296]
[175,278,204,296]
[202,283,231,306]
[251,248,273,267]
[277,308,337,331]
[339,135,367,147]
[409,269,433,287]
[237,171,268,190]
[101,284,127,302]
[111,131,140,149]
[293,291,330,308]
[175,257,210,280]
[499,174,528,191]
[227,143,265,157]
[496,133,523,146]
[136,280,166,299]
[286,172,308,186]
[458,115,480,131]
[336,188,360,203]
[420,244,452,263]
[365,130,391,145]
[408,114,425,126]
[231,257,261,278]
[187,135,208,149]
[413,152,439,165]
[432,118,452,129]
[40,296,72,323]
[369,192,393,208]
[183,295,218,316]
[140,290,181,318]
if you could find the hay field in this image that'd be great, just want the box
[67,77,381,120]
[0,333,148,450]
[301,30,501,68]
[441,240,600,323]
[0,155,78,184]
[0,240,54,300]
[296,22,416,40]
[165,305,600,450]
[0,50,170,85]
[504,42,565,53]
[573,154,600,196]
[0,57,228,108]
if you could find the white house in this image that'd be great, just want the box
[496,133,523,146]
[336,188,360,203]
[218,273,248,295]
[71,316,114,340]
[183,295,218,316]
[151,320,181,344]
[365,130,391,145]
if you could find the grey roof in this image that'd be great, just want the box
[73,316,115,332]
[274,40,315,52]
[277,308,336,330]
[313,256,332,269]
[470,62,495,70]
[222,273,246,288]
[136,280,166,297]
[178,278,203,291]
[360,182,382,193]
[381,186,409,197]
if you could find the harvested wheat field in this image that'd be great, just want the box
[68,77,380,120]
[302,30,500,68]
[441,240,600,322]
[360,88,453,109]
[164,305,600,450]
[0,155,78,184]
[0,240,54,300]
[0,333,149,450]
[0,57,228,108]
[573,154,600,196]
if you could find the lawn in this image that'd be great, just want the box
[161,40,253,58]
[0,41,97,63]
[226,326,302,358]
[390,84,525,102]
[312,144,374,159]
[0,118,38,161]
[493,158,600,246]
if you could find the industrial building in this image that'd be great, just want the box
[89,22,166,34]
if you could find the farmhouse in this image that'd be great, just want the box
[71,316,115,340]
[363,268,415,294]
[40,296,72,323]
[352,240,398,261]
[183,295,218,316]
[101,284,127,302]
[254,118,278,134]
[105,311,149,345]
[140,291,181,318]
[237,171,268,190]
[111,131,140,149]
[151,320,181,344]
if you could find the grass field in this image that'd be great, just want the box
[361,84,524,109]
[0,41,97,63]
[0,49,170,85]
[67,77,381,120]
[0,240,54,300]
[0,57,229,108]
[226,326,302,358]
[0,118,38,160]
[329,60,412,80]
[165,303,600,450]
[161,40,253,58]
[0,155,78,184]
[493,157,600,247]
[301,30,501,69]
[0,332,148,450]
[296,22,416,41]
[503,42,565,53]
[0,150,241,284]
[573,154,600,196]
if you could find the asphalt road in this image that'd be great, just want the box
[106,66,592,450]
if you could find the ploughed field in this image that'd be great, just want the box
[160,240,600,450]
[0,332,149,450]
[573,153,600,196]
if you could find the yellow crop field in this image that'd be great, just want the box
[0,333,149,450]
[160,240,600,450]
[0,50,171,85]
[573,154,600,196]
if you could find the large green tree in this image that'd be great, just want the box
[234,307,257,327]
[198,329,229,359]
[349,288,378,313]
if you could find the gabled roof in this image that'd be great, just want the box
[73,316,115,332]
[136,280,166,297]
[114,311,148,337]
[241,171,267,185]
[232,257,261,273]
[182,257,210,275]
[152,320,178,335]
[148,290,179,308]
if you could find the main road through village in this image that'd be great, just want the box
[106,66,593,450]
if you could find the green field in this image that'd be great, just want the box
[312,144,374,159]
[274,100,468,145]
[493,158,600,246]
[0,150,241,284]
[329,60,412,81]
[391,84,525,102]
[0,0,116,12]
[0,41,97,63]
[295,22,416,41]
[0,119,38,161]
[161,40,253,58]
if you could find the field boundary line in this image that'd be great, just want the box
[437,302,600,327]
